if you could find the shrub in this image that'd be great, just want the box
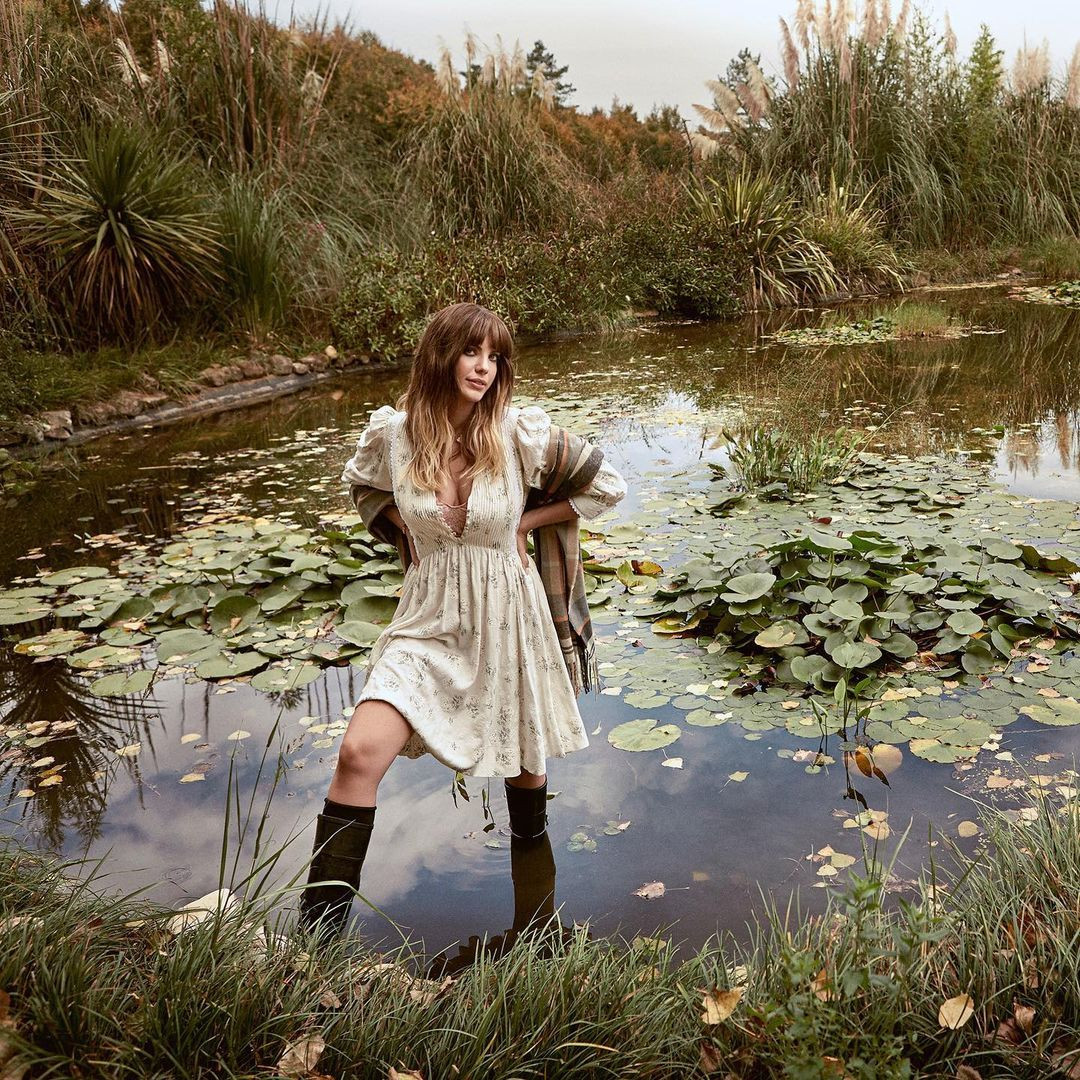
[688,169,843,308]
[799,177,908,292]
[331,230,634,358]
[5,123,222,346]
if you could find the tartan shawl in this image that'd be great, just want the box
[348,414,604,697]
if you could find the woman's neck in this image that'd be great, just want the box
[448,401,476,433]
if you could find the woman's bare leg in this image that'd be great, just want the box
[506,767,547,789]
[327,699,415,805]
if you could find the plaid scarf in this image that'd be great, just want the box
[348,418,604,697]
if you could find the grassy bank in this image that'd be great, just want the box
[1,795,1078,1077]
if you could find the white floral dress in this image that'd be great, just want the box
[341,404,627,778]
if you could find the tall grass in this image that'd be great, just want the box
[696,2,1080,249]
[1,796,1078,1076]
[401,38,595,239]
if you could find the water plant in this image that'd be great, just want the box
[645,528,1079,687]
[721,426,862,495]
[771,302,972,347]
[1012,280,1080,308]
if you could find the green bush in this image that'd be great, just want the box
[331,229,636,357]
[5,123,222,346]
[688,169,844,308]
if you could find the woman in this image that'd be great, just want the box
[300,302,627,939]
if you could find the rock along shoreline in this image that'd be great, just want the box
[1,347,405,456]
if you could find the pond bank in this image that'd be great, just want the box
[1,797,1076,1079]
[0,347,405,458]
[0,257,1039,459]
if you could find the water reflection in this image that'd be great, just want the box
[1,285,1079,953]
[425,834,565,978]
[0,648,156,849]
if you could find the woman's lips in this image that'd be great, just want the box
[466,379,486,389]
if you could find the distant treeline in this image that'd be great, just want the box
[0,0,1077,367]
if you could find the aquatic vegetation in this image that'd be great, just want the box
[587,449,1080,765]
[771,303,975,347]
[720,426,861,495]
[1011,280,1080,308]
[1,516,405,705]
[0,450,38,503]
[644,528,1080,683]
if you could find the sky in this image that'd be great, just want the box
[280,0,1080,117]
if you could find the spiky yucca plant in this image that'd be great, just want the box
[689,170,843,308]
[6,123,222,345]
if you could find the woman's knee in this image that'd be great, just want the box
[336,700,412,779]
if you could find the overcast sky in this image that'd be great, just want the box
[280,0,1080,117]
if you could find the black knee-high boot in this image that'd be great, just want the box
[299,808,374,940]
[504,779,548,841]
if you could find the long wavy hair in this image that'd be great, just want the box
[396,303,515,493]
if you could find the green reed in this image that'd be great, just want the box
[2,794,1078,1077]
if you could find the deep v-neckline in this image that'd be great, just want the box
[434,459,478,538]
[434,477,476,537]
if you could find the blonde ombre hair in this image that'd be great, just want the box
[395,303,515,493]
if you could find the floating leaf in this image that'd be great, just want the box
[89,668,154,697]
[720,573,775,602]
[633,881,666,900]
[608,718,682,752]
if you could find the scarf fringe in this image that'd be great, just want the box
[564,635,601,697]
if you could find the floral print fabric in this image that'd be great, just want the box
[341,404,627,777]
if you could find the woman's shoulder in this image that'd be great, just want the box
[367,403,406,428]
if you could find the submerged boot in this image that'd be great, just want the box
[504,779,548,842]
[299,807,374,941]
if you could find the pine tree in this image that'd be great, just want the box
[525,40,575,104]
[966,25,1003,110]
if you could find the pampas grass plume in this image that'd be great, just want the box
[780,17,801,88]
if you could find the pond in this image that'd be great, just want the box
[2,285,1079,960]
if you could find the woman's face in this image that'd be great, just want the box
[453,335,500,406]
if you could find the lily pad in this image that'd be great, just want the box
[607,718,682,752]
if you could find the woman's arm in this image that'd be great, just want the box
[380,504,418,564]
[515,499,578,569]
[519,498,579,533]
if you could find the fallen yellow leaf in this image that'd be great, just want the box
[939,993,975,1029]
[700,986,742,1024]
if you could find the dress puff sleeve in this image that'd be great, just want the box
[512,404,628,521]
[341,404,397,492]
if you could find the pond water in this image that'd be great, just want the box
[2,285,1079,959]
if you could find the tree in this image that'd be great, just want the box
[525,40,575,104]
[723,47,760,92]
